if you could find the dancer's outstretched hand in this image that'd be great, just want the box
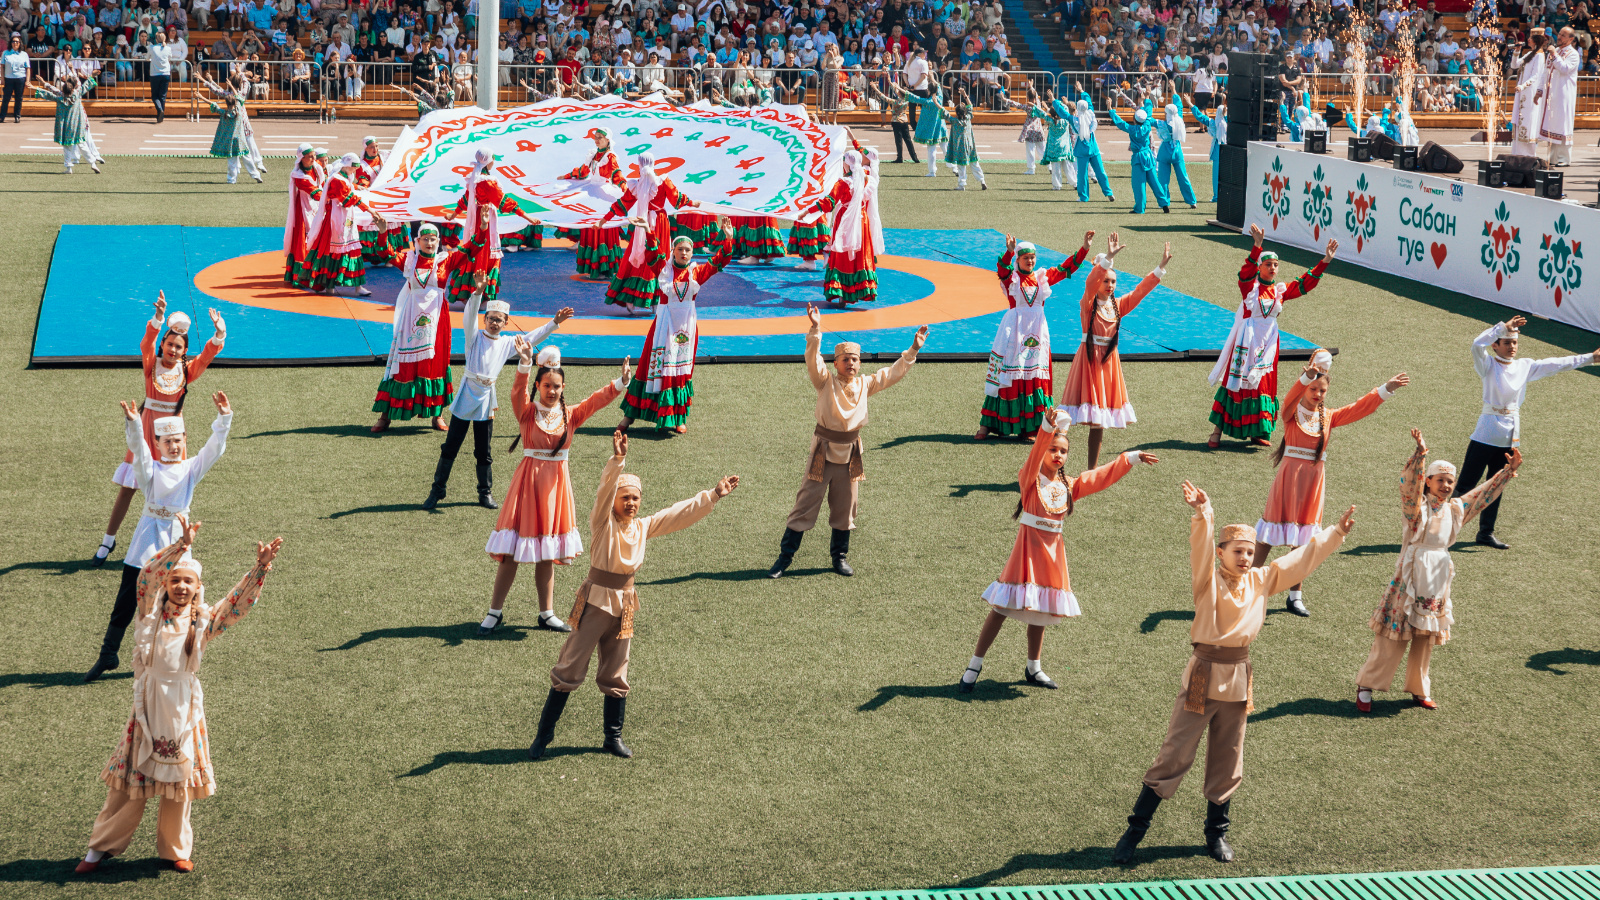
[209,308,226,339]
[1082,230,1096,251]
[1005,233,1016,255]
[1508,315,1528,330]
[912,325,929,351]
[1182,480,1208,510]
[1135,451,1160,465]
[1336,504,1357,534]
[513,335,532,365]
[553,307,575,325]
[257,536,283,568]
[213,391,231,415]
[1324,238,1339,261]
[1385,372,1410,392]
[714,475,740,497]
[613,429,628,458]
[120,400,139,422]
[1160,241,1172,269]
[1412,427,1426,453]
[1249,223,1265,245]
[177,515,201,548]
[806,304,821,327]
[1107,231,1126,258]
[619,355,632,384]
[155,291,167,320]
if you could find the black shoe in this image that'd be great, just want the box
[424,457,451,509]
[602,695,632,758]
[832,556,854,577]
[769,528,804,578]
[911,157,921,163]
[421,489,444,510]
[1286,597,1310,617]
[537,612,573,633]
[768,555,793,578]
[91,537,116,567]
[957,666,981,693]
[830,529,853,576]
[1205,799,1234,862]
[981,182,988,190]
[893,157,905,163]
[84,653,119,684]
[1113,785,1163,864]
[477,492,498,509]
[1023,667,1058,689]
[475,463,497,508]
[528,688,570,760]
[477,609,503,636]
[1162,205,1171,213]
[1475,532,1509,549]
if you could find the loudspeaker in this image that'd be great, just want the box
[1393,145,1418,170]
[1498,153,1543,187]
[1477,159,1504,187]
[1217,185,1246,227]
[1304,130,1327,153]
[1371,133,1399,161]
[1421,140,1464,174]
[1532,169,1564,199]
[1227,119,1262,146]
[1226,50,1265,79]
[1348,137,1372,162]
[1219,144,1250,186]
[1227,77,1262,102]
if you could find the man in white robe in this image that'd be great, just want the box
[1536,27,1580,166]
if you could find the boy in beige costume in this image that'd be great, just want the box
[768,305,929,577]
[1113,481,1354,866]
[528,431,739,761]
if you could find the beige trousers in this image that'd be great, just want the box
[785,461,859,532]
[87,789,193,861]
[550,607,631,698]
[1142,690,1248,804]
[1549,142,1573,167]
[1357,633,1434,698]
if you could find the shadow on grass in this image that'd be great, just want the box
[948,482,1017,499]
[878,433,1000,450]
[399,745,605,777]
[0,856,163,885]
[577,425,669,440]
[1,670,131,689]
[935,844,1206,886]
[858,681,1028,711]
[323,501,482,519]
[1139,609,1194,634]
[1249,696,1405,722]
[1342,543,1402,557]
[1526,648,1600,675]
[319,623,539,651]
[242,424,382,439]
[1119,223,1212,232]
[1136,437,1263,455]
[644,568,787,586]
[0,558,100,578]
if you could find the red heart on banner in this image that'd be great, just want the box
[1430,242,1448,268]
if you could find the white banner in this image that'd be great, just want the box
[363,95,850,232]
[1245,143,1597,334]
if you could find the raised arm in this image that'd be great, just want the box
[1399,437,1426,531]
[694,233,736,279]
[1471,320,1509,378]
[1237,243,1262,296]
[141,301,163,375]
[568,371,628,428]
[186,317,225,381]
[1262,511,1350,595]
[191,393,233,481]
[1280,257,1330,301]
[124,403,155,491]
[591,448,626,535]
[1118,265,1165,317]
[1524,349,1599,383]
[1189,493,1216,606]
[511,366,531,420]
[1069,448,1138,500]
[201,540,279,649]
[1327,378,1402,430]
[1018,407,1062,488]
[865,325,927,396]
[803,309,829,389]
[644,486,720,539]
[1041,242,1091,286]
[1107,106,1132,133]
[1191,103,1212,128]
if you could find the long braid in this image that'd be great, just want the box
[1271,374,1330,467]
[1012,456,1077,520]
[183,603,199,659]
[508,365,567,453]
[1100,294,1122,362]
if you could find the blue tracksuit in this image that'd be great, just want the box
[1155,116,1197,207]
[1071,97,1114,202]
[1191,104,1224,201]
[1107,106,1169,213]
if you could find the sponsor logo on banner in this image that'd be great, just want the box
[1301,163,1333,241]
[1480,200,1523,291]
[1262,156,1291,229]
[1538,213,1583,307]
[1392,175,1416,190]
[1451,183,1465,202]
[1416,181,1445,198]
[1344,172,1378,253]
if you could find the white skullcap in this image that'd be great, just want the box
[484,300,511,315]
[1134,108,1148,123]
[418,223,439,236]
[536,345,562,368]
[153,416,186,436]
[364,135,378,144]
[171,553,202,578]
[338,152,360,168]
[474,148,492,168]
[1426,459,1458,478]
[1311,349,1333,370]
[298,142,314,155]
[165,311,192,335]
[1015,241,1037,255]
[672,235,694,248]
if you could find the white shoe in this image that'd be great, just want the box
[90,161,101,173]
[227,178,237,184]
[357,286,372,296]
[252,174,262,183]
[797,259,817,271]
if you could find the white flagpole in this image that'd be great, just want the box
[477,3,499,110]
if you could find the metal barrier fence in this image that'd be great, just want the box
[28,55,203,102]
[187,59,328,122]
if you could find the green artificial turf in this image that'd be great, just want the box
[1,155,1598,900]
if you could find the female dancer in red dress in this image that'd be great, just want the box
[598,151,702,316]
[441,149,543,307]
[553,128,629,280]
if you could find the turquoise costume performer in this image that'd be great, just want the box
[1191,99,1225,202]
[1072,97,1114,202]
[942,91,986,190]
[905,87,950,178]
[1108,105,1170,214]
[1156,103,1197,208]
[1039,91,1076,191]
[34,73,100,174]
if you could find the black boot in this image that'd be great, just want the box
[84,624,128,683]
[422,456,450,509]
[1112,785,1162,864]
[830,528,854,576]
[768,528,803,578]
[602,695,632,758]
[527,688,570,760]
[1204,799,1234,862]
[476,463,498,509]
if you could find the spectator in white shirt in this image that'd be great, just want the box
[166,27,189,81]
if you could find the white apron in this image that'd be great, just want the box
[385,250,448,377]
[645,260,699,393]
[130,600,211,785]
[1209,284,1284,390]
[986,272,1054,396]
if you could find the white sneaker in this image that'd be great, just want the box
[357,286,372,296]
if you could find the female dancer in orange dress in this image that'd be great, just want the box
[958,405,1158,693]
[94,294,226,566]
[1057,235,1170,467]
[1256,351,1408,616]
[478,344,631,636]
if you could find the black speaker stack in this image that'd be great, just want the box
[1393,145,1418,170]
[1216,51,1278,228]
[1531,169,1564,199]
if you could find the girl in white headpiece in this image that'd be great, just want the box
[551,128,630,280]
[303,152,384,295]
[76,513,282,876]
[1355,429,1520,713]
[618,218,736,435]
[284,144,323,289]
[803,148,882,305]
[1057,235,1172,468]
[976,230,1095,441]
[478,344,633,637]
[441,148,544,307]
[30,69,100,174]
[598,151,702,315]
[1255,351,1409,618]
[95,293,226,568]
[1187,92,1225,202]
[372,223,470,434]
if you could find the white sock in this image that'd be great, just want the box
[84,849,105,863]
[1358,689,1373,703]
[961,655,984,683]
[539,610,564,627]
[1026,658,1043,675]
[480,610,503,629]
[101,533,116,547]
[1288,589,1303,601]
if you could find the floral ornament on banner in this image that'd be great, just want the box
[1480,200,1522,292]
[1538,213,1583,307]
[1301,163,1333,242]
[1344,172,1377,253]
[1262,155,1291,229]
